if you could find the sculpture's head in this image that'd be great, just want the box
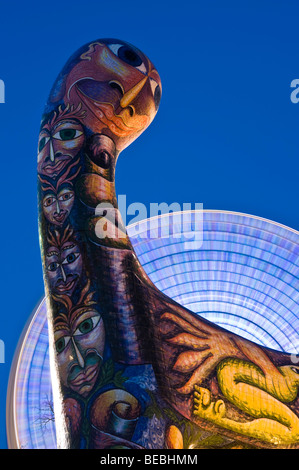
[47,39,162,155]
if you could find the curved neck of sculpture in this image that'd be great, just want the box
[74,138,158,365]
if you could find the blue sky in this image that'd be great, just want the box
[0,0,298,448]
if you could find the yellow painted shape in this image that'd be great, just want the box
[193,358,299,446]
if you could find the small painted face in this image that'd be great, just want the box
[54,309,105,397]
[46,240,82,296]
[64,39,162,152]
[38,117,85,179]
[43,185,74,226]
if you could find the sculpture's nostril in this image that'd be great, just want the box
[109,81,124,96]
[128,106,134,117]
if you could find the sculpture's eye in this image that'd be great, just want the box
[149,78,161,110]
[58,190,74,203]
[291,366,299,374]
[62,252,80,265]
[38,135,50,152]
[55,336,71,354]
[43,195,56,207]
[73,314,101,336]
[47,261,59,272]
[107,43,147,74]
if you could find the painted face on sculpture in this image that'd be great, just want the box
[46,240,82,296]
[38,105,85,179]
[43,185,75,226]
[63,39,161,152]
[46,226,83,296]
[39,157,81,226]
[54,308,105,397]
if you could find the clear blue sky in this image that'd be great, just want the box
[0,0,298,448]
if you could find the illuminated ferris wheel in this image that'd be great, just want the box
[7,210,299,448]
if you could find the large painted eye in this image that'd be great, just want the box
[62,252,80,265]
[38,135,50,152]
[43,195,56,207]
[55,335,71,354]
[73,315,101,336]
[291,366,299,374]
[107,44,147,74]
[53,128,83,141]
[47,261,59,271]
[58,190,74,202]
